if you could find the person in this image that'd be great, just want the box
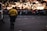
[8,7,18,29]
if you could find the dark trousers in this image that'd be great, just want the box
[9,16,17,29]
[10,16,16,22]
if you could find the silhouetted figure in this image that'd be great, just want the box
[8,7,18,29]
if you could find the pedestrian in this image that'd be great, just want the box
[8,7,18,29]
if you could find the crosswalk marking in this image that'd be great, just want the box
[19,30,22,31]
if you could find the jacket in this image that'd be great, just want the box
[9,9,18,16]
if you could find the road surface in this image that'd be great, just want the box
[0,15,47,31]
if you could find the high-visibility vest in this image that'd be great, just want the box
[9,9,18,16]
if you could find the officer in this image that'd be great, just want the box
[8,7,18,29]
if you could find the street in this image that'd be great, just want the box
[0,15,47,31]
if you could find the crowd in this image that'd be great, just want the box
[0,0,47,15]
[2,1,47,10]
